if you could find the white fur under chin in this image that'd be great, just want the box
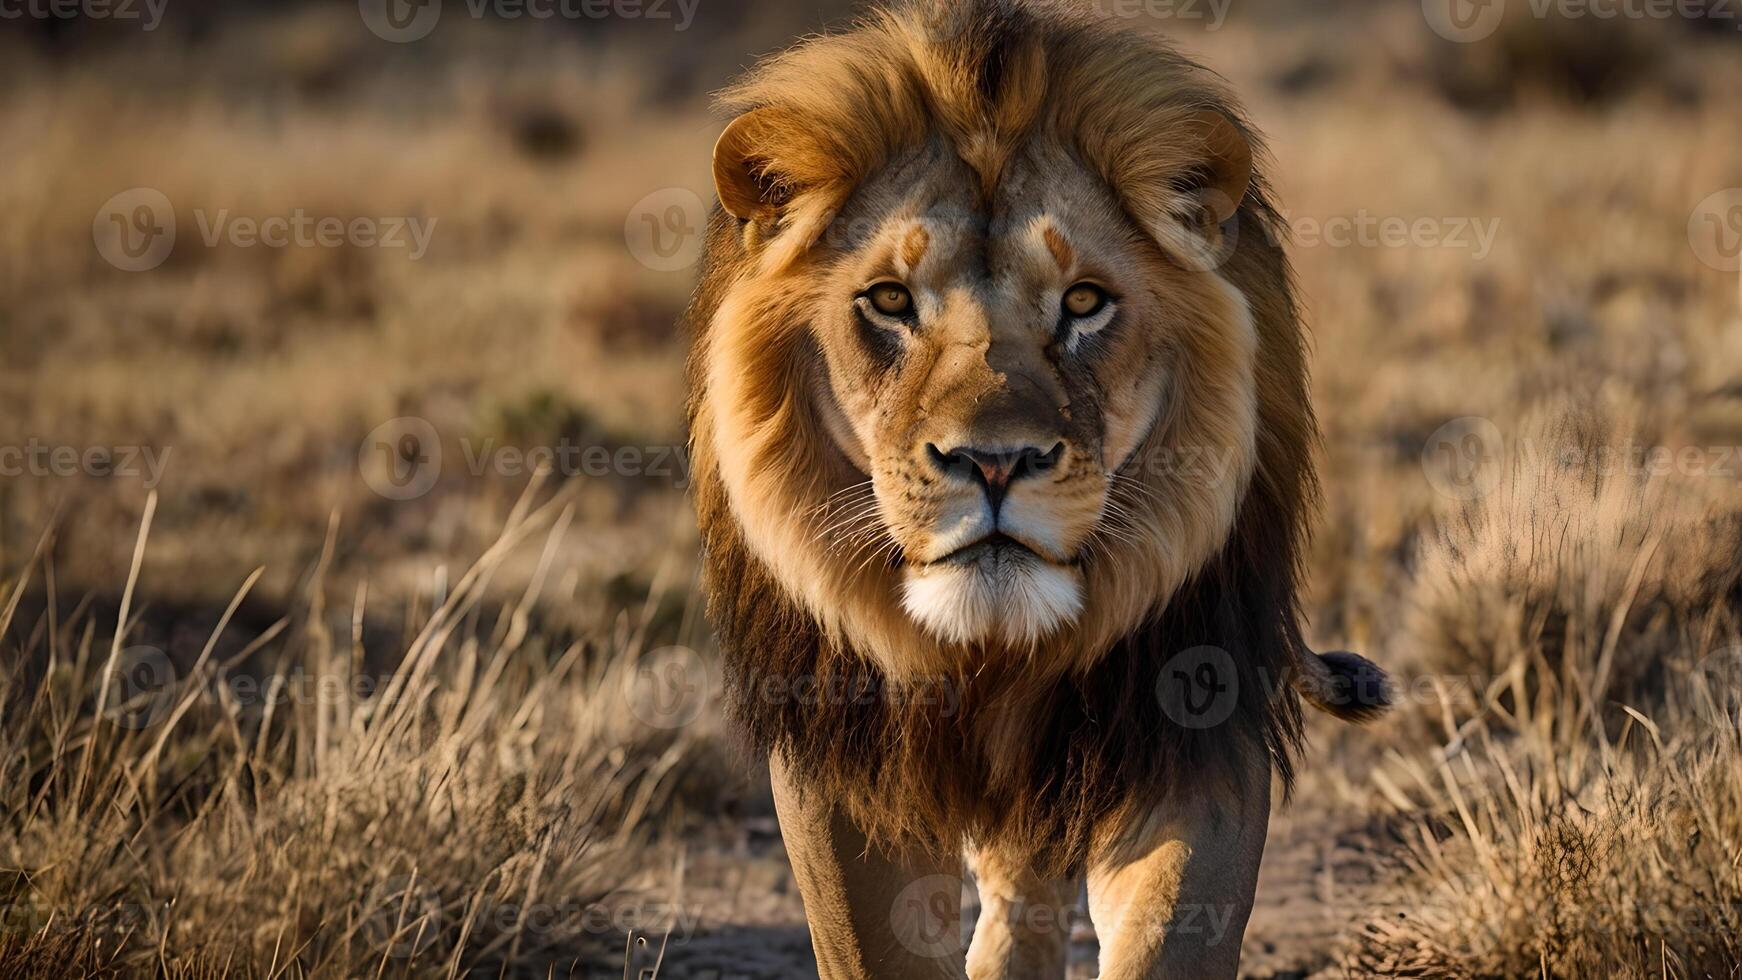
[901,560,1083,648]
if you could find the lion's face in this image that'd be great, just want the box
[803,143,1240,647]
[696,12,1280,675]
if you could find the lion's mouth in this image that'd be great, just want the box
[901,531,1086,645]
[935,532,1042,567]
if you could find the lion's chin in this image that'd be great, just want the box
[900,550,1083,649]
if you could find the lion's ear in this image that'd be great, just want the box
[1135,109,1254,271]
[713,110,783,222]
[1181,109,1252,225]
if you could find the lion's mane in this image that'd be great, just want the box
[686,0,1317,875]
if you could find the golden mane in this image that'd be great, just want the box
[686,0,1323,874]
[713,0,1264,273]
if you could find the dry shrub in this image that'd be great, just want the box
[1355,733,1742,977]
[0,487,713,978]
[1350,399,1742,976]
[1404,397,1742,715]
[1421,5,1672,111]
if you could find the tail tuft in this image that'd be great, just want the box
[1295,649,1392,723]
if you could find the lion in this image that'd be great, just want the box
[684,1,1391,976]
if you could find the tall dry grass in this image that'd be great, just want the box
[1350,401,1742,977]
[0,482,717,978]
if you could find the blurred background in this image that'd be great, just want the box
[3,0,1742,977]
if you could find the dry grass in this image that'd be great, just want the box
[1350,403,1742,976]
[1404,397,1742,708]
[0,483,721,978]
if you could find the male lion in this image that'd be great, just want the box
[685,1,1389,976]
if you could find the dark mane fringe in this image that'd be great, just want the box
[685,0,1317,877]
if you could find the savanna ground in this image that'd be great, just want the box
[4,0,1742,976]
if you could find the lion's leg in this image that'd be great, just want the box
[1085,764,1269,980]
[964,847,1078,979]
[769,753,968,980]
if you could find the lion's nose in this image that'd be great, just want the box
[925,441,1064,513]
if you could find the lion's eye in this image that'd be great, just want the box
[1061,283,1108,318]
[867,282,914,317]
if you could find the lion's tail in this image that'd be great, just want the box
[1293,649,1392,723]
